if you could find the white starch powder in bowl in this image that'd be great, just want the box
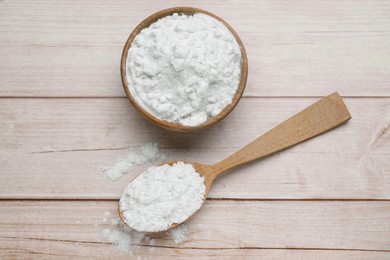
[119,161,206,232]
[122,8,247,130]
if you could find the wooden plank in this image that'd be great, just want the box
[0,97,389,199]
[1,0,390,97]
[0,200,389,254]
[1,242,389,260]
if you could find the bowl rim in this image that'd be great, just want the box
[120,6,248,132]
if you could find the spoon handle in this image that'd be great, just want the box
[212,92,351,176]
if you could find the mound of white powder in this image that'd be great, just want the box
[119,161,206,232]
[126,13,242,126]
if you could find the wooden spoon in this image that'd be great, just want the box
[119,92,351,232]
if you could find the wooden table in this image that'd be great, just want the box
[1,1,389,259]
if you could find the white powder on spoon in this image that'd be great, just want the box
[126,13,242,126]
[120,161,206,232]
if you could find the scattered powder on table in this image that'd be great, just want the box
[102,210,110,222]
[102,143,165,182]
[102,212,188,254]
[126,13,242,126]
[120,161,206,232]
[169,224,188,244]
[102,225,145,253]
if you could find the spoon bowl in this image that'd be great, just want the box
[119,92,352,233]
[118,160,214,234]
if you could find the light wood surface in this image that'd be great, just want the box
[1,0,390,98]
[1,201,390,252]
[0,98,387,200]
[0,0,389,258]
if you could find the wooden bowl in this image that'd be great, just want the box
[120,7,248,132]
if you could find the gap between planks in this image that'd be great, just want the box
[2,236,390,253]
[0,96,389,99]
[2,200,389,252]
[1,198,389,201]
